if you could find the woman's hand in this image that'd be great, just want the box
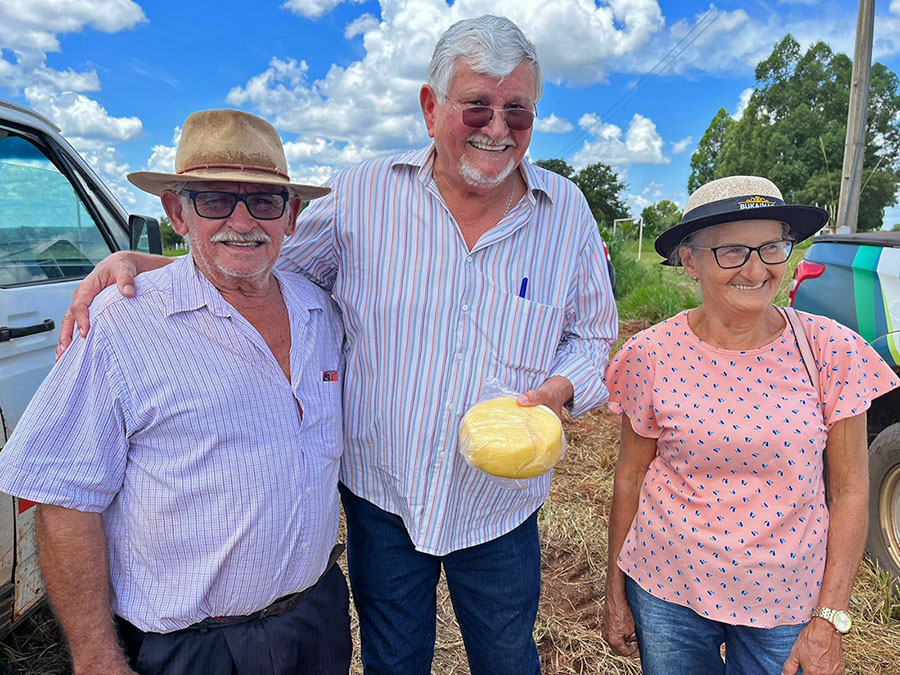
[781,618,844,674]
[602,583,639,657]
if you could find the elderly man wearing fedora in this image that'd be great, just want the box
[58,16,617,674]
[602,175,899,674]
[0,109,351,675]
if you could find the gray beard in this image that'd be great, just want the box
[457,155,516,189]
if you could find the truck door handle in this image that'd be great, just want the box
[0,319,55,342]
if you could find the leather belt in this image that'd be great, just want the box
[197,543,345,628]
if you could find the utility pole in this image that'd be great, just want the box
[836,0,875,233]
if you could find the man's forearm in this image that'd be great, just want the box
[35,505,133,674]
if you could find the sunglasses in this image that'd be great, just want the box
[448,101,536,131]
[183,190,288,220]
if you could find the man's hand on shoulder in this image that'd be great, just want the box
[516,376,574,420]
[57,251,171,359]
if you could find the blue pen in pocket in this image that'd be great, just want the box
[518,277,528,298]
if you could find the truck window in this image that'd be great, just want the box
[0,132,118,287]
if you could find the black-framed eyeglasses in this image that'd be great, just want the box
[693,239,795,269]
[183,190,289,220]
[448,101,536,131]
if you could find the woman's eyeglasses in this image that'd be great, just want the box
[693,239,795,269]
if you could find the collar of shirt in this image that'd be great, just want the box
[389,144,556,254]
[164,253,325,320]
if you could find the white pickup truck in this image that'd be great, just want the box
[0,100,161,636]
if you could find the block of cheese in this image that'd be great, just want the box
[459,396,564,479]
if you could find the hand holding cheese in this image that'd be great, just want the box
[459,396,565,479]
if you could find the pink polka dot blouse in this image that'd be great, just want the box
[604,309,899,627]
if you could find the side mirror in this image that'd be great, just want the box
[128,214,162,255]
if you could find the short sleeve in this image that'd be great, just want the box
[809,316,900,428]
[603,331,662,438]
[0,325,130,512]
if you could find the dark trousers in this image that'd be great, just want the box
[339,482,542,675]
[116,565,352,675]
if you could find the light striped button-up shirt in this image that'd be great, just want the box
[0,254,345,632]
[282,145,617,556]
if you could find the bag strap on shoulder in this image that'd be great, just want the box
[783,306,822,401]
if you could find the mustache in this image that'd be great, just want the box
[209,229,272,244]
[467,132,516,148]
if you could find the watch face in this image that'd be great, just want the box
[833,611,852,634]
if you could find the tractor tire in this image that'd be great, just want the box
[866,422,900,580]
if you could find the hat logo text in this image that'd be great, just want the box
[738,196,775,210]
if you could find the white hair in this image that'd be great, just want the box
[428,15,543,104]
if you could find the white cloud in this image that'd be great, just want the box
[626,182,685,218]
[283,0,364,20]
[0,0,147,212]
[225,0,673,178]
[145,126,182,174]
[23,86,141,146]
[671,136,692,154]
[345,12,380,39]
[733,87,754,120]
[571,112,668,170]
[0,0,145,53]
[534,113,574,134]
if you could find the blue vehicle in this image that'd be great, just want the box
[791,232,900,580]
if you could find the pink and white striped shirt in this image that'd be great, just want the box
[282,145,617,555]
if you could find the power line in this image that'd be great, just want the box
[554,7,723,161]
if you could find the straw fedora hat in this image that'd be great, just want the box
[654,175,828,265]
[127,109,330,201]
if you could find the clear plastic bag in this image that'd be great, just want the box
[458,378,566,486]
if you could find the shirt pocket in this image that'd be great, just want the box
[484,288,565,377]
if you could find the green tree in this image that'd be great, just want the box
[688,108,735,193]
[533,158,575,179]
[158,216,184,250]
[640,199,682,238]
[689,35,900,231]
[572,162,629,226]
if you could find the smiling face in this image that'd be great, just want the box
[680,219,789,319]
[421,60,536,192]
[162,181,301,291]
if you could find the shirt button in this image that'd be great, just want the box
[439,452,447,460]
[466,256,473,263]
[456,352,463,360]
[461,304,469,312]
[306,487,313,496]
[301,542,309,551]
[448,403,457,412]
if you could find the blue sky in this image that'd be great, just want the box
[2,0,900,227]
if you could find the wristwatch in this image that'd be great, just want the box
[811,606,852,634]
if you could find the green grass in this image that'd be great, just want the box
[606,235,698,323]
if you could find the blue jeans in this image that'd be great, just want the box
[626,576,806,675]
[339,483,542,675]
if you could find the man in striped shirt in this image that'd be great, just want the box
[2,110,351,675]
[61,15,617,675]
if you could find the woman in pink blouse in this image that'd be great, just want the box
[601,176,899,675]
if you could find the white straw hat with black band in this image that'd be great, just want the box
[654,175,829,265]
[127,109,331,202]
